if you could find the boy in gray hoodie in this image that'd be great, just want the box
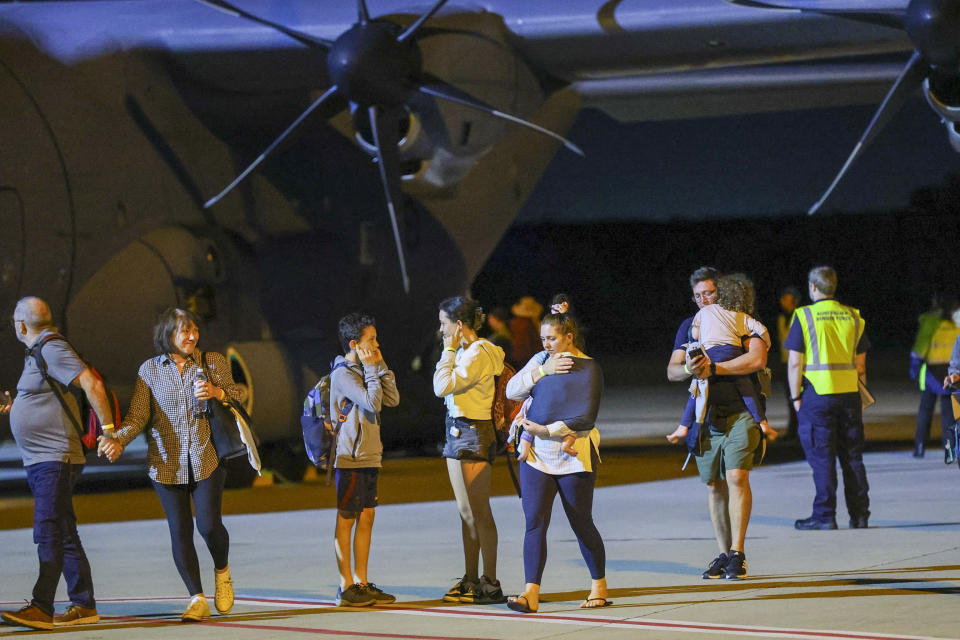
[330,313,400,607]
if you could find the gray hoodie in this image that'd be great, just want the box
[330,355,400,468]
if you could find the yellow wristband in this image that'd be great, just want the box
[444,347,456,352]
[538,365,547,377]
[101,424,115,431]
[683,363,691,375]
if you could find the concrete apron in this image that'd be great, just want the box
[1,450,958,639]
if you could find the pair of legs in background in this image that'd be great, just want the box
[510,448,607,613]
[0,462,98,630]
[796,388,870,529]
[152,463,233,620]
[696,411,760,580]
[914,389,955,458]
[445,458,504,603]
[333,467,395,606]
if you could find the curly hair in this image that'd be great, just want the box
[338,312,376,353]
[715,276,751,314]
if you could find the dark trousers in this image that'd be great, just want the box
[798,387,870,522]
[519,449,605,585]
[25,462,95,615]
[151,464,229,596]
[914,390,954,448]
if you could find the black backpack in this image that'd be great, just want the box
[27,333,121,455]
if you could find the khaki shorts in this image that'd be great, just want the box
[694,411,762,484]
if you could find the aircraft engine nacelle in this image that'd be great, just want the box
[332,10,548,191]
[923,76,960,153]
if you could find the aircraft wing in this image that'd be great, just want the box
[0,0,911,117]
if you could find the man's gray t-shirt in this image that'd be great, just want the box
[10,329,87,466]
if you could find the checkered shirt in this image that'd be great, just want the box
[115,350,242,484]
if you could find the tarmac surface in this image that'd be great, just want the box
[1,375,959,639]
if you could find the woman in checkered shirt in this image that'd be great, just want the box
[99,308,242,622]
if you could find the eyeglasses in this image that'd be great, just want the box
[693,290,717,302]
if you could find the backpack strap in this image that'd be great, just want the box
[27,334,85,441]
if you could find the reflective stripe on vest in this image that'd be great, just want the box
[798,300,863,394]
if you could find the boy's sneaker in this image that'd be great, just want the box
[723,551,747,580]
[361,583,396,605]
[55,605,99,626]
[336,584,375,607]
[1,603,54,630]
[701,553,728,580]
[442,575,477,602]
[460,575,507,604]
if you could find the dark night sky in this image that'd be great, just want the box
[474,97,960,359]
[516,97,960,223]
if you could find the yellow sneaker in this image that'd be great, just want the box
[181,595,210,622]
[214,567,234,614]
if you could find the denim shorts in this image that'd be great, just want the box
[335,468,379,514]
[442,415,496,464]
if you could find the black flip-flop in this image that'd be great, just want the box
[506,595,538,613]
[580,597,612,609]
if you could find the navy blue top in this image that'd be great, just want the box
[673,316,694,352]
[526,358,603,432]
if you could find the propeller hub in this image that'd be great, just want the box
[905,0,960,69]
[328,21,423,107]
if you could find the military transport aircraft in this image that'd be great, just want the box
[0,0,953,480]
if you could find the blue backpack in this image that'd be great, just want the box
[301,361,354,484]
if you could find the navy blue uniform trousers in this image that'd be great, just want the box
[798,386,870,522]
[25,461,95,615]
[915,389,954,448]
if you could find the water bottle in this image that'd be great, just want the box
[194,370,208,417]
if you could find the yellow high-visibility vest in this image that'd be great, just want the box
[795,299,865,395]
[918,319,960,391]
[925,320,958,365]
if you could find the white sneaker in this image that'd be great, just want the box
[214,567,234,614]
[181,595,210,622]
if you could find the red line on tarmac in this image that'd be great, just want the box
[395,606,931,640]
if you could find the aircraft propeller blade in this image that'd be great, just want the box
[358,0,371,25]
[724,0,906,30]
[418,76,584,156]
[808,50,925,214]
[398,0,452,42]
[368,105,412,293]
[193,0,333,49]
[204,85,343,208]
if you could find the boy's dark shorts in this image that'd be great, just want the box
[335,468,379,514]
[442,415,496,464]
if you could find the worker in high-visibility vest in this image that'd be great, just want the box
[786,266,870,531]
[909,297,960,459]
[941,328,960,461]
